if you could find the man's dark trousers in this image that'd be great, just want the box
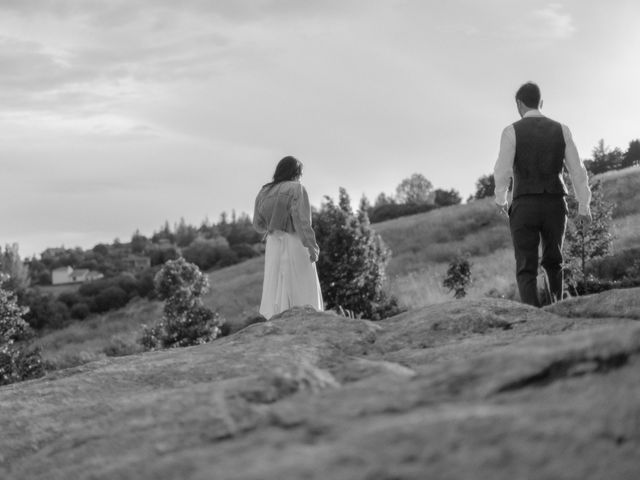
[509,194,567,307]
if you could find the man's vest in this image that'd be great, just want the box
[512,116,568,199]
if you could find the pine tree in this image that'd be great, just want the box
[623,139,640,168]
[0,244,30,292]
[443,254,472,299]
[357,194,372,223]
[313,188,401,319]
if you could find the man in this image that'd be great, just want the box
[494,82,592,306]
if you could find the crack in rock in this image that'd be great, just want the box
[496,352,630,392]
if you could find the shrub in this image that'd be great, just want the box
[21,290,70,330]
[1,343,45,386]
[314,188,403,320]
[571,276,640,296]
[182,241,222,270]
[0,286,45,385]
[116,275,140,298]
[148,245,180,267]
[69,273,157,317]
[216,247,239,268]
[58,292,82,308]
[135,268,158,298]
[182,240,248,271]
[70,302,91,320]
[443,255,472,299]
[563,179,614,294]
[92,286,129,313]
[588,247,640,281]
[140,258,221,349]
[434,188,462,207]
[103,335,143,357]
[78,280,104,297]
[231,243,259,261]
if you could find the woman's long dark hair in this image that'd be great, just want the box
[263,156,303,188]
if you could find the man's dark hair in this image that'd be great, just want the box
[515,82,541,108]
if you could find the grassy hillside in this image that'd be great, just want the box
[33,166,640,369]
[594,165,640,218]
[379,166,640,307]
[374,198,510,275]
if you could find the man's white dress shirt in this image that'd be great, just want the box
[493,110,591,216]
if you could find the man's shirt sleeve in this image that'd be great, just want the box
[493,125,515,206]
[562,125,592,216]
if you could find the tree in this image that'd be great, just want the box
[357,194,372,223]
[175,218,198,247]
[25,256,51,286]
[623,139,640,168]
[92,286,129,313]
[473,174,495,200]
[226,212,262,246]
[434,188,462,207]
[21,290,70,330]
[374,192,395,208]
[140,258,221,349]
[0,285,44,385]
[217,212,230,238]
[395,173,434,205]
[443,255,472,299]
[1,244,30,292]
[563,179,614,294]
[585,139,624,174]
[152,221,175,244]
[338,187,353,213]
[313,188,401,320]
[130,230,150,254]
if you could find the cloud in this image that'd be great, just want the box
[534,3,576,39]
[501,3,576,45]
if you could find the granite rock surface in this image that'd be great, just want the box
[1,290,639,479]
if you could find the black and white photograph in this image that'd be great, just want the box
[1,1,639,478]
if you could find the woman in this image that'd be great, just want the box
[253,156,323,319]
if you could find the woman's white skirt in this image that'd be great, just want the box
[259,230,323,319]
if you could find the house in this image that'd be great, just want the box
[51,266,104,285]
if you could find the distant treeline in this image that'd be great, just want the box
[26,211,262,286]
[584,138,640,175]
[358,173,463,223]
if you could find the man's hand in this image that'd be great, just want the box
[496,202,508,217]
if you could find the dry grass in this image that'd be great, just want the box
[595,166,640,218]
[34,299,161,369]
[387,248,516,310]
[593,165,640,182]
[374,198,511,275]
[612,213,640,251]
[203,256,264,320]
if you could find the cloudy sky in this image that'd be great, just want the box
[2,0,639,258]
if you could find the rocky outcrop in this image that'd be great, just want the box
[1,290,639,479]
